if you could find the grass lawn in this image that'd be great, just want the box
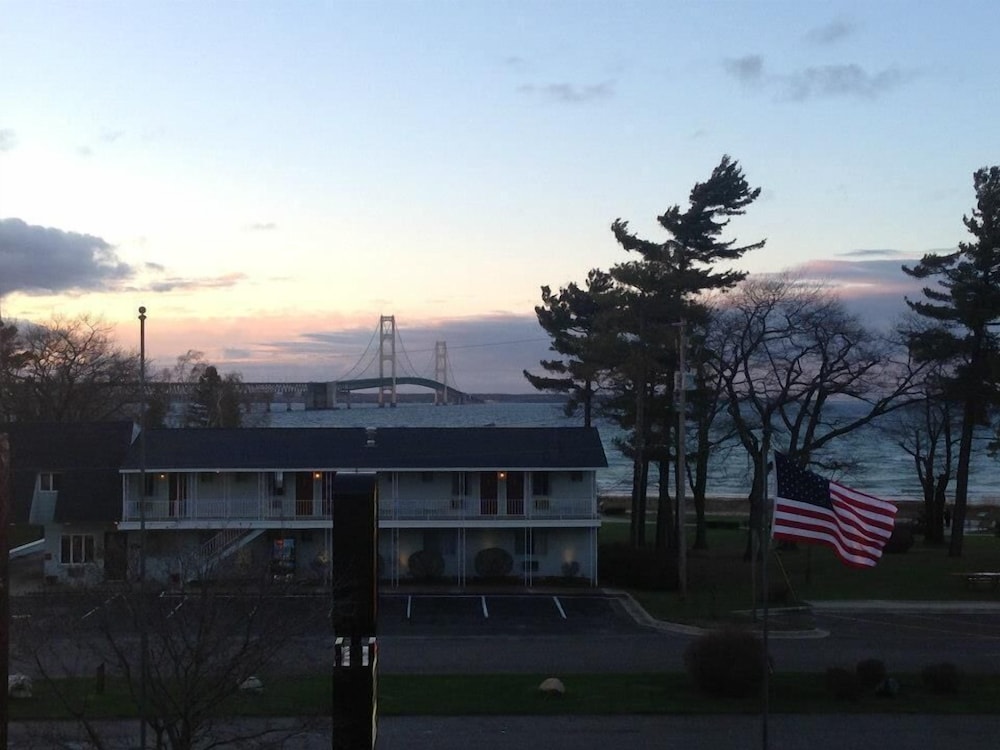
[599,515,1000,625]
[10,673,1000,720]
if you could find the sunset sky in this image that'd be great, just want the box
[2,1,998,392]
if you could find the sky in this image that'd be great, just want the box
[1,1,998,393]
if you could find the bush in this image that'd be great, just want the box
[474,547,514,578]
[883,524,915,554]
[407,549,445,580]
[922,662,961,694]
[683,629,765,698]
[856,658,887,690]
[598,543,677,590]
[825,667,862,701]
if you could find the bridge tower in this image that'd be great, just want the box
[434,341,448,405]
[378,314,397,407]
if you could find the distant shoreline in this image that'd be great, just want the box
[597,494,1000,523]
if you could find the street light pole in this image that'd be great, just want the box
[138,306,148,749]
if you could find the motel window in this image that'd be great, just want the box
[451,472,467,496]
[40,472,62,492]
[199,472,216,484]
[421,472,435,483]
[143,474,156,496]
[531,472,550,496]
[60,534,95,565]
[570,471,584,483]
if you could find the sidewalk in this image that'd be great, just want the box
[10,714,1000,750]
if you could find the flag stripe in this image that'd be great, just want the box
[772,453,897,569]
[774,500,885,563]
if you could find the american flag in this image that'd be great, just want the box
[772,452,897,568]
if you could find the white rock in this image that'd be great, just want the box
[538,677,565,695]
[239,676,264,693]
[8,673,33,699]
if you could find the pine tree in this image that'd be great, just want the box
[903,165,1000,556]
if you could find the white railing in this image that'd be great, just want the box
[379,496,596,521]
[122,494,596,523]
[121,495,330,522]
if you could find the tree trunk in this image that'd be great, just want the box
[655,456,673,551]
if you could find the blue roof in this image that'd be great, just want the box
[122,426,607,472]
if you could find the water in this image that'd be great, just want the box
[260,400,1000,506]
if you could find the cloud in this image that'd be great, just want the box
[724,56,914,101]
[247,222,277,231]
[142,273,247,294]
[200,313,552,393]
[780,257,932,327]
[0,129,15,151]
[0,218,133,296]
[518,80,615,103]
[837,249,907,259]
[806,19,856,45]
[784,64,910,101]
[99,129,125,143]
[724,55,764,84]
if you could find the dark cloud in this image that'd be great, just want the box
[237,314,552,393]
[724,55,764,83]
[518,80,615,103]
[806,19,856,45]
[0,217,133,296]
[724,56,914,101]
[0,129,15,151]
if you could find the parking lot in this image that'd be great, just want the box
[378,592,647,636]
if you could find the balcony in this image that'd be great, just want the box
[121,495,331,523]
[121,494,596,524]
[379,496,596,521]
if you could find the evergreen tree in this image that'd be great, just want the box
[903,165,1000,556]
[523,269,616,426]
[609,155,765,549]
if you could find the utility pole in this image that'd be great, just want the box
[675,321,688,598]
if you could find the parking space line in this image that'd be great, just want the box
[481,596,489,618]
[406,595,412,620]
[553,596,567,619]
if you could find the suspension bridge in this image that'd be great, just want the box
[163,315,475,409]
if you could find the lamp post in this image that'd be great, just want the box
[138,306,148,749]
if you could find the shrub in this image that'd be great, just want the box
[598,543,677,590]
[825,667,862,701]
[856,658,887,690]
[922,662,961,694]
[474,547,514,578]
[407,549,444,580]
[683,629,765,698]
[883,524,915,554]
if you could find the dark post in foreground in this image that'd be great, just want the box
[1,433,11,749]
[331,473,379,749]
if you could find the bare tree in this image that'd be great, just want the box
[7,315,140,423]
[708,275,923,554]
[13,558,331,749]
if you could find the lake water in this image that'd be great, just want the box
[259,400,1000,506]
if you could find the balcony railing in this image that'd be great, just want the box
[380,496,596,521]
[121,494,596,523]
[122,495,331,522]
